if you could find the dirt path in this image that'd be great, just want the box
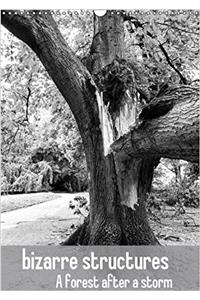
[1,192,88,245]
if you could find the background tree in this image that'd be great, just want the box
[149,159,199,210]
[1,10,199,245]
[1,19,88,194]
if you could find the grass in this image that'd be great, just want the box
[1,192,60,213]
[1,192,199,246]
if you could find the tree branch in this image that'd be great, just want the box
[112,86,199,163]
[24,86,31,121]
[23,76,32,122]
[158,43,187,84]
[1,11,99,139]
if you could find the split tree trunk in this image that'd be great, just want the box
[2,11,199,245]
[63,11,160,245]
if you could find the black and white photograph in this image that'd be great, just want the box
[0,8,199,291]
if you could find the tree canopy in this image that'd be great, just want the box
[1,10,199,194]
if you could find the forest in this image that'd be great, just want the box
[1,9,199,245]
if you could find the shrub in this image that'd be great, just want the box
[69,195,89,219]
[164,179,199,208]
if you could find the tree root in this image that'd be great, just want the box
[61,216,90,245]
[61,206,159,246]
[122,205,160,245]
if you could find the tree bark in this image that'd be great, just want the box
[86,11,124,74]
[2,11,199,245]
[112,86,199,163]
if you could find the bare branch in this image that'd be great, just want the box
[23,76,33,122]
[158,43,187,84]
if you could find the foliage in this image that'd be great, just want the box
[1,160,53,193]
[150,160,199,209]
[124,10,199,91]
[164,174,199,209]
[54,10,93,59]
[1,14,90,194]
[69,195,89,221]
[163,161,199,208]
[31,141,87,192]
[1,11,199,196]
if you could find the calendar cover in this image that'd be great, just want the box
[0,8,199,290]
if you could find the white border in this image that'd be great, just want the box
[0,0,199,297]
[0,0,200,10]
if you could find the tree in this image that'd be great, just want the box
[1,22,87,194]
[1,10,199,245]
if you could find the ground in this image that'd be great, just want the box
[1,192,60,213]
[1,192,88,245]
[1,192,199,245]
[149,205,199,245]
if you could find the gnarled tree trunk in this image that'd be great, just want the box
[2,10,199,245]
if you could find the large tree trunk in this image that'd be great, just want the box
[62,154,160,245]
[63,11,160,245]
[2,11,199,245]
